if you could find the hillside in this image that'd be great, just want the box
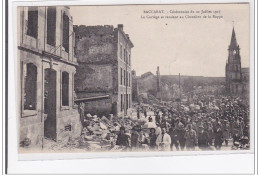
[136,72,225,101]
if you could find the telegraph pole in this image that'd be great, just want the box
[179,73,181,110]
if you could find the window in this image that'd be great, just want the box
[120,68,123,85]
[126,94,128,110]
[123,70,126,86]
[63,13,70,53]
[120,44,123,59]
[121,94,123,111]
[126,51,128,64]
[124,48,126,62]
[27,7,38,38]
[129,72,131,87]
[47,7,56,46]
[126,71,128,87]
[62,72,69,106]
[129,53,131,65]
[24,63,37,110]
[128,94,131,108]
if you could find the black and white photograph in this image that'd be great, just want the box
[17,3,251,154]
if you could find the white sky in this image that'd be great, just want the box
[70,3,250,77]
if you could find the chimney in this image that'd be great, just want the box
[118,24,123,31]
[126,34,129,40]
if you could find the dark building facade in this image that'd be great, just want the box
[225,27,249,96]
[18,6,82,148]
[74,24,134,117]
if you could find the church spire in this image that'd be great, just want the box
[229,27,238,50]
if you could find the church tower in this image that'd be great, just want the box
[225,27,243,94]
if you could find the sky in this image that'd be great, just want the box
[70,3,250,77]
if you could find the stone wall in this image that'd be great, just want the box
[57,108,82,143]
[74,25,117,63]
[75,63,113,92]
[83,98,113,117]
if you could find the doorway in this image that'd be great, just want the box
[44,68,57,141]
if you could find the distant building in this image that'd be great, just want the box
[18,6,82,147]
[225,27,249,96]
[74,24,134,117]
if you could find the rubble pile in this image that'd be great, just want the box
[77,113,139,152]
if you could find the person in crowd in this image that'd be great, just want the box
[116,127,129,149]
[130,126,140,150]
[144,109,147,118]
[148,116,153,122]
[214,123,224,150]
[156,128,171,151]
[169,127,179,151]
[139,130,149,145]
[222,119,230,146]
[137,108,140,119]
[184,124,197,151]
[197,125,209,150]
[149,128,157,150]
[239,117,245,136]
[232,117,241,139]
[155,123,162,137]
[161,115,167,129]
[207,121,214,146]
[155,113,161,125]
[176,122,186,151]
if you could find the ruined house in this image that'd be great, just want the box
[18,6,82,147]
[74,24,134,117]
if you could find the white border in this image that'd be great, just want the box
[7,0,256,174]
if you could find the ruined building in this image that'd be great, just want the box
[18,6,82,147]
[225,27,249,96]
[74,24,134,117]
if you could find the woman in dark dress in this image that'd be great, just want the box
[116,127,129,149]
[149,128,157,150]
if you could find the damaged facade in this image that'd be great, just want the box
[74,24,134,117]
[18,6,82,147]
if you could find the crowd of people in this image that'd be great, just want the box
[115,96,250,151]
